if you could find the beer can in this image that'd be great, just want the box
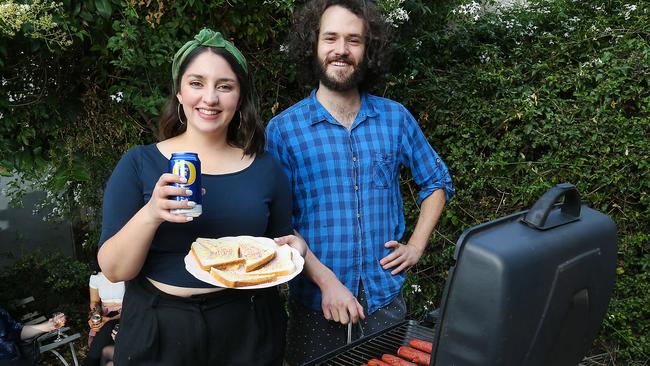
[169,152,202,217]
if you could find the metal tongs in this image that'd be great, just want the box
[347,322,352,344]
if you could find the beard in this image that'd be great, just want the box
[313,55,366,92]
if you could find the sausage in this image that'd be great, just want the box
[397,346,431,366]
[408,338,433,354]
[381,354,418,366]
[367,359,390,366]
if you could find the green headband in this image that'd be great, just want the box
[172,28,248,92]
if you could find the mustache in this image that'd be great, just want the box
[324,56,354,65]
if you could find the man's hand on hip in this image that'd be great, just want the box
[380,240,424,275]
[320,277,365,325]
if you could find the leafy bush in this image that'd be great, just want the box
[392,1,649,363]
[0,251,89,328]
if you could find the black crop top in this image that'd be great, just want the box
[99,144,293,287]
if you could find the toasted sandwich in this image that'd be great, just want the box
[191,238,244,271]
[247,250,295,277]
[238,237,276,272]
[210,267,277,288]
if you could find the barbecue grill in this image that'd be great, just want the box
[307,320,435,366]
[305,183,617,366]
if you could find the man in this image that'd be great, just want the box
[266,1,454,364]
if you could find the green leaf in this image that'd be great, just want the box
[79,10,94,22]
[94,0,113,19]
[72,164,90,182]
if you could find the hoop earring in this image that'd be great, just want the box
[177,104,185,125]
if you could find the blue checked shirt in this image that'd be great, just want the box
[266,90,454,314]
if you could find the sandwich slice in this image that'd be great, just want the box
[210,267,277,288]
[247,250,295,277]
[191,238,244,271]
[238,237,276,272]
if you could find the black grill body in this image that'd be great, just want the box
[432,183,617,366]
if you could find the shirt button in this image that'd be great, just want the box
[357,213,361,218]
[353,156,357,162]
[354,185,359,191]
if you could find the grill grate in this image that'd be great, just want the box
[308,320,434,366]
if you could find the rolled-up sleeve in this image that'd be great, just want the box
[399,107,455,204]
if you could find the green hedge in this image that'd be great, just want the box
[1,0,647,363]
[0,251,89,329]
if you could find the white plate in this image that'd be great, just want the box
[184,236,304,289]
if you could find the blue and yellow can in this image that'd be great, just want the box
[169,152,202,217]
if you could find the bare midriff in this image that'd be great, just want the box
[147,278,225,297]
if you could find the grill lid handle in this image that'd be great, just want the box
[522,183,581,230]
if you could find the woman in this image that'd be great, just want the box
[83,267,124,366]
[97,28,305,365]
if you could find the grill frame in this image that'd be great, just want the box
[304,320,435,366]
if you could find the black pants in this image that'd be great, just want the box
[114,276,286,366]
[83,319,118,366]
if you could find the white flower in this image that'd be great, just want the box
[411,284,422,293]
[110,91,123,103]
[386,7,409,27]
[623,4,637,20]
[453,1,482,22]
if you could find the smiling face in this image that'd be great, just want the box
[315,5,366,92]
[176,50,241,135]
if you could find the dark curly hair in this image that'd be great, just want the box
[287,0,392,92]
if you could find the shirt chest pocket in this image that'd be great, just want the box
[372,152,395,189]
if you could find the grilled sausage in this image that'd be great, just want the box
[408,338,433,354]
[397,346,431,366]
[367,359,390,366]
[381,354,418,366]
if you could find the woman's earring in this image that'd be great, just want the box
[177,104,185,125]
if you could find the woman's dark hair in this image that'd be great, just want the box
[287,0,392,92]
[157,46,265,156]
[90,259,101,275]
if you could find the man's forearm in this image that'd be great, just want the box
[407,189,446,252]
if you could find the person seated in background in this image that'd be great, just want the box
[0,307,66,365]
[82,266,124,366]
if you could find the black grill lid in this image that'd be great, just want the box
[432,183,617,366]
